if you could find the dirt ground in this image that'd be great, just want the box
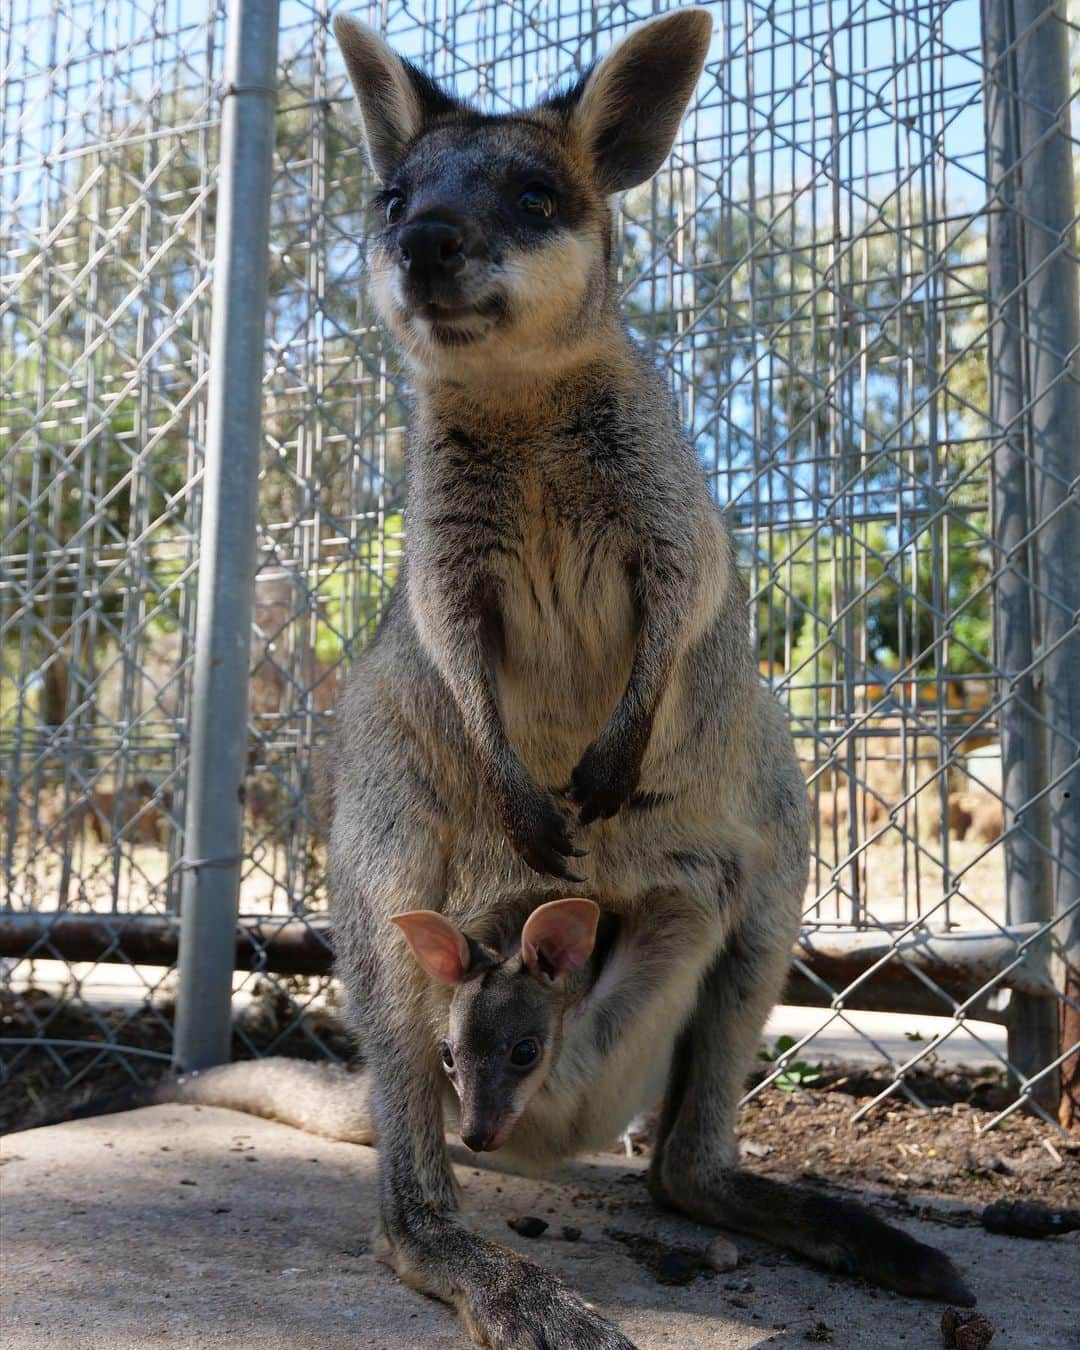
[736,1087,1080,1211]
[0,981,351,1135]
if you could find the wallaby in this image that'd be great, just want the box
[86,10,975,1346]
[392,898,606,1154]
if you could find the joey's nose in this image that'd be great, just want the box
[461,1127,494,1153]
[398,220,465,279]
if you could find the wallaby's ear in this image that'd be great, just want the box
[563,8,712,193]
[392,910,471,985]
[333,14,462,181]
[521,898,600,987]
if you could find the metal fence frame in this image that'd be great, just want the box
[2,0,1077,1128]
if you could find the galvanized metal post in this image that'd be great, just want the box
[1012,0,1080,1127]
[981,0,1058,1103]
[174,0,279,1071]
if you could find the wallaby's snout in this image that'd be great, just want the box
[397,216,465,289]
[394,207,481,321]
[459,1099,514,1154]
[459,1123,494,1153]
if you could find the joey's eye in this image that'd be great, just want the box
[509,1038,540,1069]
[518,186,556,221]
[385,193,406,225]
[440,1041,455,1070]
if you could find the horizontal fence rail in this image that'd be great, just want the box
[2,0,1078,1130]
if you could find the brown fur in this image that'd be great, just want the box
[816,786,888,829]
[933,791,1004,844]
[69,778,170,846]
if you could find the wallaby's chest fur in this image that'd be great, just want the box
[406,361,727,789]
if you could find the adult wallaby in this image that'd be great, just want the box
[141,10,975,1346]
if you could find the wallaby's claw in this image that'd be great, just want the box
[463,1261,636,1349]
[574,788,625,827]
[502,778,584,880]
[567,736,642,826]
[523,845,585,885]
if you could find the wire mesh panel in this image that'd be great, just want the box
[1,0,225,1097]
[2,0,1077,1126]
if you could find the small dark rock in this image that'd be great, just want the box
[941,1308,995,1349]
[562,1226,582,1242]
[508,1216,548,1239]
[605,1227,707,1285]
[704,1235,739,1271]
[804,1323,833,1344]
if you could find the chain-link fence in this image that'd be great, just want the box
[2,0,1077,1131]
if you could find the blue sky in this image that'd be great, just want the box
[4,0,993,218]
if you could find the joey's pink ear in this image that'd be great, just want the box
[521,899,600,986]
[391,910,470,985]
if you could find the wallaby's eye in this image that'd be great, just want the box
[509,1038,540,1069]
[518,186,556,221]
[385,192,406,225]
[440,1041,455,1070]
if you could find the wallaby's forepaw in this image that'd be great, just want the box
[462,1264,636,1349]
[567,733,642,825]
[500,777,585,881]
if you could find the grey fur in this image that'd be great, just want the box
[180,11,975,1344]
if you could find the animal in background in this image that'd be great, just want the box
[69,778,171,847]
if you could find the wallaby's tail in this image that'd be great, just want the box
[680,1168,975,1306]
[161,1058,373,1143]
[7,1057,373,1145]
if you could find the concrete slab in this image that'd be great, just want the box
[3,1105,1076,1348]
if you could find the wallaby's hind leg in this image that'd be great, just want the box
[648,894,975,1306]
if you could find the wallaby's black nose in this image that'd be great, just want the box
[398,220,464,279]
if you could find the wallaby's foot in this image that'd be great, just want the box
[459,1263,635,1350]
[567,729,643,825]
[498,768,585,881]
[650,1159,975,1307]
[376,1217,634,1349]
